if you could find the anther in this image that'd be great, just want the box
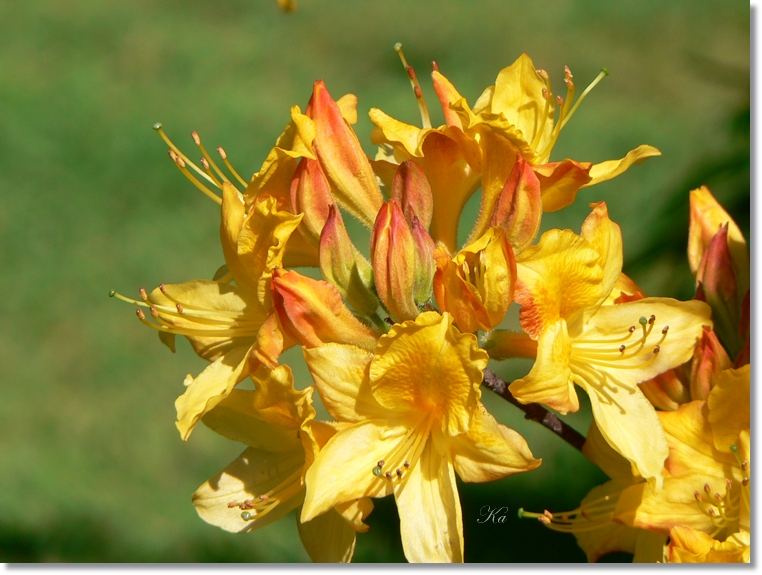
[704,484,712,494]
[217,146,227,160]
[241,511,252,521]
[227,501,238,508]
[662,326,669,334]
[168,149,178,163]
[109,289,116,297]
[431,61,439,72]
[564,65,573,80]
[403,461,410,468]
[385,471,393,480]
[384,317,394,325]
[581,510,590,519]
[619,345,626,353]
[139,287,148,301]
[150,306,159,317]
[200,157,210,170]
[191,131,201,146]
[176,303,184,314]
[638,316,648,326]
[396,469,403,477]
[259,494,269,501]
[743,478,749,487]
[159,283,168,294]
[629,326,636,333]
[406,65,416,80]
[538,516,550,525]
[714,493,723,503]
[175,155,187,168]
[536,69,548,79]
[556,95,564,106]
[649,315,655,325]
[414,86,423,99]
[136,309,145,320]
[708,508,717,517]
[694,491,702,501]
[377,460,385,467]
[653,345,660,354]
[541,88,548,100]
[243,499,256,508]
[742,461,748,471]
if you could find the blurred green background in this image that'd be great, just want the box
[0,0,749,563]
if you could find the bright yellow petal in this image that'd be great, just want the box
[192,447,304,533]
[582,144,661,187]
[201,388,303,453]
[516,229,603,338]
[580,201,623,307]
[707,365,750,453]
[369,107,429,157]
[334,497,374,533]
[510,320,579,414]
[175,345,250,441]
[446,404,540,482]
[297,507,357,563]
[369,312,487,436]
[586,381,668,488]
[303,343,387,422]
[301,420,403,522]
[395,438,464,562]
[490,53,555,155]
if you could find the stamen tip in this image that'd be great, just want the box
[217,146,227,159]
[517,508,525,518]
[191,131,201,145]
[152,122,162,130]
[108,289,116,297]
[393,42,402,52]
[601,68,610,76]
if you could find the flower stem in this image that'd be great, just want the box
[482,369,586,451]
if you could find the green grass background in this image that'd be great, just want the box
[0,0,749,563]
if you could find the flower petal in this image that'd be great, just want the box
[582,144,661,187]
[395,439,464,562]
[192,447,304,533]
[707,365,749,453]
[446,404,540,482]
[297,507,357,563]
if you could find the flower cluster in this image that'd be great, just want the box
[114,49,747,563]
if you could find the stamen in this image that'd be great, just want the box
[393,43,432,129]
[191,130,229,184]
[217,146,249,188]
[153,123,218,187]
[168,148,223,205]
[558,68,609,130]
[139,288,148,301]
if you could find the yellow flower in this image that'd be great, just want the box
[665,526,750,563]
[509,203,711,485]
[370,50,660,252]
[113,191,303,440]
[300,312,539,562]
[615,365,750,543]
[192,364,372,563]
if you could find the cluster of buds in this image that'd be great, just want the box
[114,47,747,563]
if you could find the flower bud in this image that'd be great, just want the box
[306,80,383,228]
[410,216,436,305]
[489,155,542,254]
[434,227,516,333]
[319,204,378,316]
[290,157,333,245]
[696,224,743,356]
[271,268,378,350]
[690,326,732,401]
[370,200,419,322]
[390,160,433,230]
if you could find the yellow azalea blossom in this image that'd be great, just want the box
[615,365,750,544]
[193,364,372,563]
[113,191,303,440]
[370,50,660,252]
[510,203,711,485]
[300,312,539,562]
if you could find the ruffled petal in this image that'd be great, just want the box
[583,145,661,187]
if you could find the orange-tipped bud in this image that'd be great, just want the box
[489,156,542,254]
[271,268,378,350]
[433,227,516,333]
[370,200,419,322]
[319,205,378,316]
[307,81,383,228]
[290,158,333,244]
[390,160,434,230]
[696,224,743,356]
[410,216,436,305]
[688,187,748,293]
[689,326,732,401]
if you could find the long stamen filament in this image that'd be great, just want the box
[154,123,217,187]
[170,152,223,205]
[217,146,249,188]
[558,68,609,131]
[192,131,230,183]
[394,43,432,129]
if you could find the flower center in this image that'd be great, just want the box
[693,445,750,538]
[569,314,670,413]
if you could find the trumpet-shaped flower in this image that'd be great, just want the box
[615,365,750,544]
[192,364,372,562]
[509,203,711,485]
[301,312,539,562]
[113,191,303,439]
